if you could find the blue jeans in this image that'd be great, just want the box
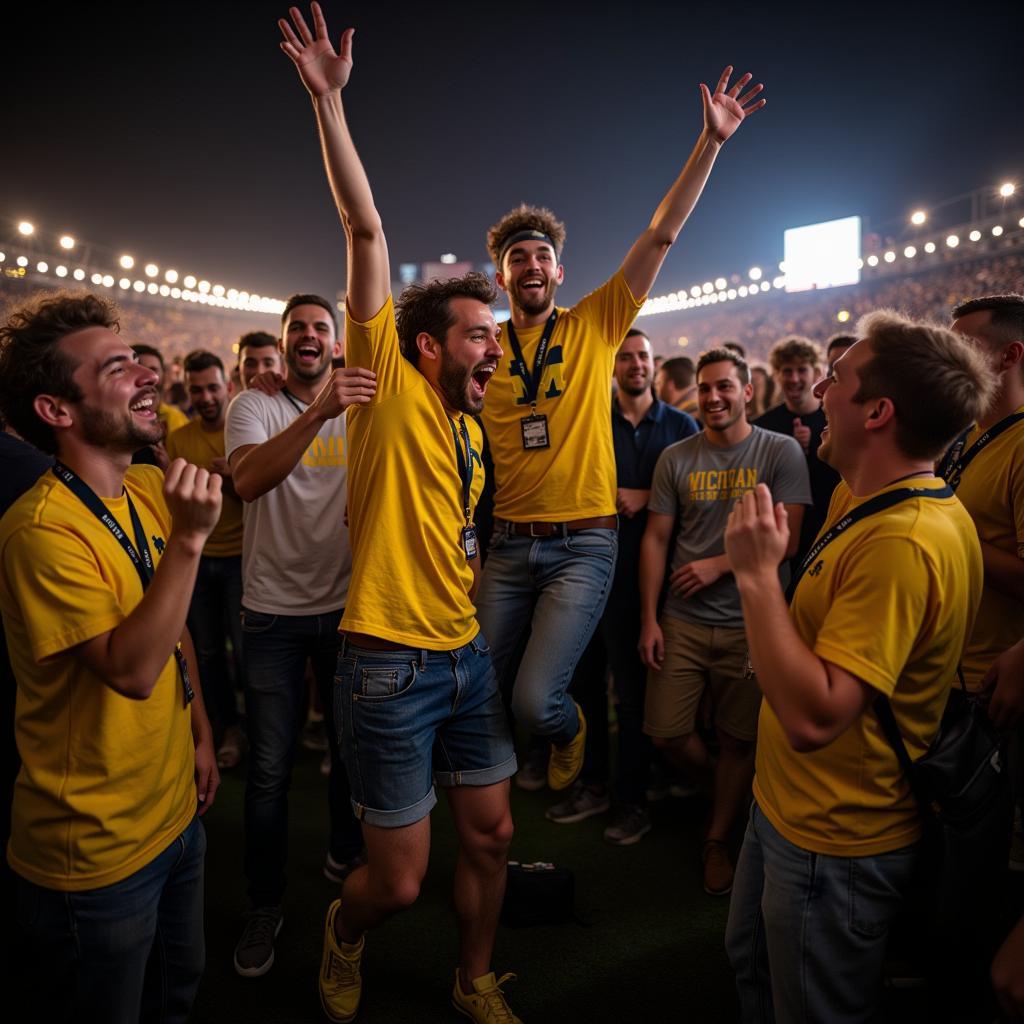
[14,815,205,1024]
[336,633,516,828]
[476,528,618,746]
[725,802,918,1024]
[241,607,362,907]
[186,554,242,733]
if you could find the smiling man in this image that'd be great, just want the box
[478,66,766,796]
[638,347,809,895]
[755,335,840,567]
[167,350,246,770]
[0,291,222,1024]
[278,5,519,1020]
[225,293,376,978]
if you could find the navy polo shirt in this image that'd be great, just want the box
[611,397,698,580]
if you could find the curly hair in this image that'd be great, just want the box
[486,204,567,268]
[854,309,996,460]
[0,291,119,454]
[768,335,823,373]
[395,272,498,366]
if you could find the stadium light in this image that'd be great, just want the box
[748,267,762,281]
[904,246,917,258]
[969,230,982,242]
[55,265,67,277]
[59,234,75,250]
[212,284,225,297]
[884,251,896,263]
[715,277,727,290]
[992,225,1004,237]
[183,275,197,289]
[198,280,211,293]
[999,182,1015,198]
[924,241,936,253]
[73,268,85,281]
[17,221,34,236]
[910,210,927,226]
[119,277,131,289]
[866,254,879,267]
[440,253,457,265]
[36,261,48,273]
[133,281,145,293]
[837,310,851,323]
[144,263,159,278]
[946,235,959,248]
[0,252,5,262]
[17,256,28,267]
[119,254,135,270]
[102,275,114,288]
[164,269,179,284]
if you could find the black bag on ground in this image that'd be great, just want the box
[500,861,575,928]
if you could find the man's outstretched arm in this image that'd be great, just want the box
[619,66,765,301]
[280,3,390,322]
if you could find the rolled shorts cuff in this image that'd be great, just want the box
[352,787,438,829]
[435,752,518,789]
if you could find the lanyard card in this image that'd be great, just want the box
[461,525,479,561]
[521,413,550,451]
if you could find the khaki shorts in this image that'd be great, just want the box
[644,614,760,742]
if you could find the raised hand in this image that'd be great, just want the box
[279,2,354,98]
[163,458,223,551]
[700,67,766,144]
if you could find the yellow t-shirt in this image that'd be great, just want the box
[953,408,1024,689]
[159,403,190,435]
[166,420,244,557]
[753,477,983,856]
[481,271,644,522]
[341,298,485,649]
[0,465,196,891]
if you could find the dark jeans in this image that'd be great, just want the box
[187,554,242,735]
[241,607,361,907]
[14,815,205,1024]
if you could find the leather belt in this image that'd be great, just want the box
[496,515,618,538]
[341,631,417,652]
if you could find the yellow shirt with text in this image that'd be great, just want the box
[166,419,244,557]
[953,408,1024,689]
[481,271,643,521]
[342,298,485,649]
[753,478,982,856]
[0,466,196,891]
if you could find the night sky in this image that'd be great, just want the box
[4,1,1023,307]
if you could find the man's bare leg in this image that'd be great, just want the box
[444,780,514,986]
[335,817,431,944]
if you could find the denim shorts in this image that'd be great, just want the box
[335,632,517,828]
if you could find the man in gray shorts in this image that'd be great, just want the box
[638,347,810,895]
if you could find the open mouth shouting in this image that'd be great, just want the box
[294,342,322,368]
[129,389,158,421]
[471,362,496,399]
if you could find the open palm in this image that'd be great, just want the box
[279,2,353,97]
[701,67,765,143]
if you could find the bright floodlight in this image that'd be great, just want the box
[36,262,48,274]
[16,256,28,267]
[119,278,131,289]
[198,280,211,293]
[73,268,85,281]
[969,230,981,241]
[924,241,936,253]
[119,254,135,270]
[884,251,896,263]
[144,263,159,278]
[702,282,713,294]
[102,275,115,287]
[748,267,762,281]
[690,285,701,298]
[866,254,879,267]
[910,210,926,226]
[999,182,1015,198]
[440,253,457,265]
[946,235,959,248]
[904,246,917,258]
[837,310,851,323]
[133,281,145,293]
[783,216,861,292]
[992,225,1004,237]
[17,221,34,236]
[59,235,75,250]
[55,265,67,277]
[184,275,197,289]
[715,277,727,291]
[165,269,179,284]
[212,284,225,297]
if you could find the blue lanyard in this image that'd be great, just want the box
[505,310,558,407]
[448,415,474,523]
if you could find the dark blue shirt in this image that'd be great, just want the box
[611,397,698,583]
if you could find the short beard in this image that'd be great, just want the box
[619,378,650,397]
[438,350,480,415]
[511,278,557,318]
[79,403,165,452]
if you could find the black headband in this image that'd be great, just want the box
[498,229,556,266]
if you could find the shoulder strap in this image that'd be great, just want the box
[940,411,1024,490]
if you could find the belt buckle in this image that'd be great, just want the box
[529,522,548,538]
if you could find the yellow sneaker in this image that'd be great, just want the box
[452,970,522,1023]
[547,701,587,791]
[319,899,363,1023]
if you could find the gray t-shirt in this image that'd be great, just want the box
[648,426,811,628]
[225,389,351,616]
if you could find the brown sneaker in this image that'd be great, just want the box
[702,839,734,896]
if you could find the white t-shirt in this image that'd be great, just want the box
[225,388,351,616]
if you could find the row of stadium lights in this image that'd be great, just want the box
[4,221,285,315]
[641,183,1021,319]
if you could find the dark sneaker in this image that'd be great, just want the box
[544,782,610,824]
[452,970,522,1023]
[702,839,734,896]
[514,744,548,792]
[603,804,652,846]
[323,851,367,885]
[234,905,283,977]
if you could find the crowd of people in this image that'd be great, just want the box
[1,4,1023,1023]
